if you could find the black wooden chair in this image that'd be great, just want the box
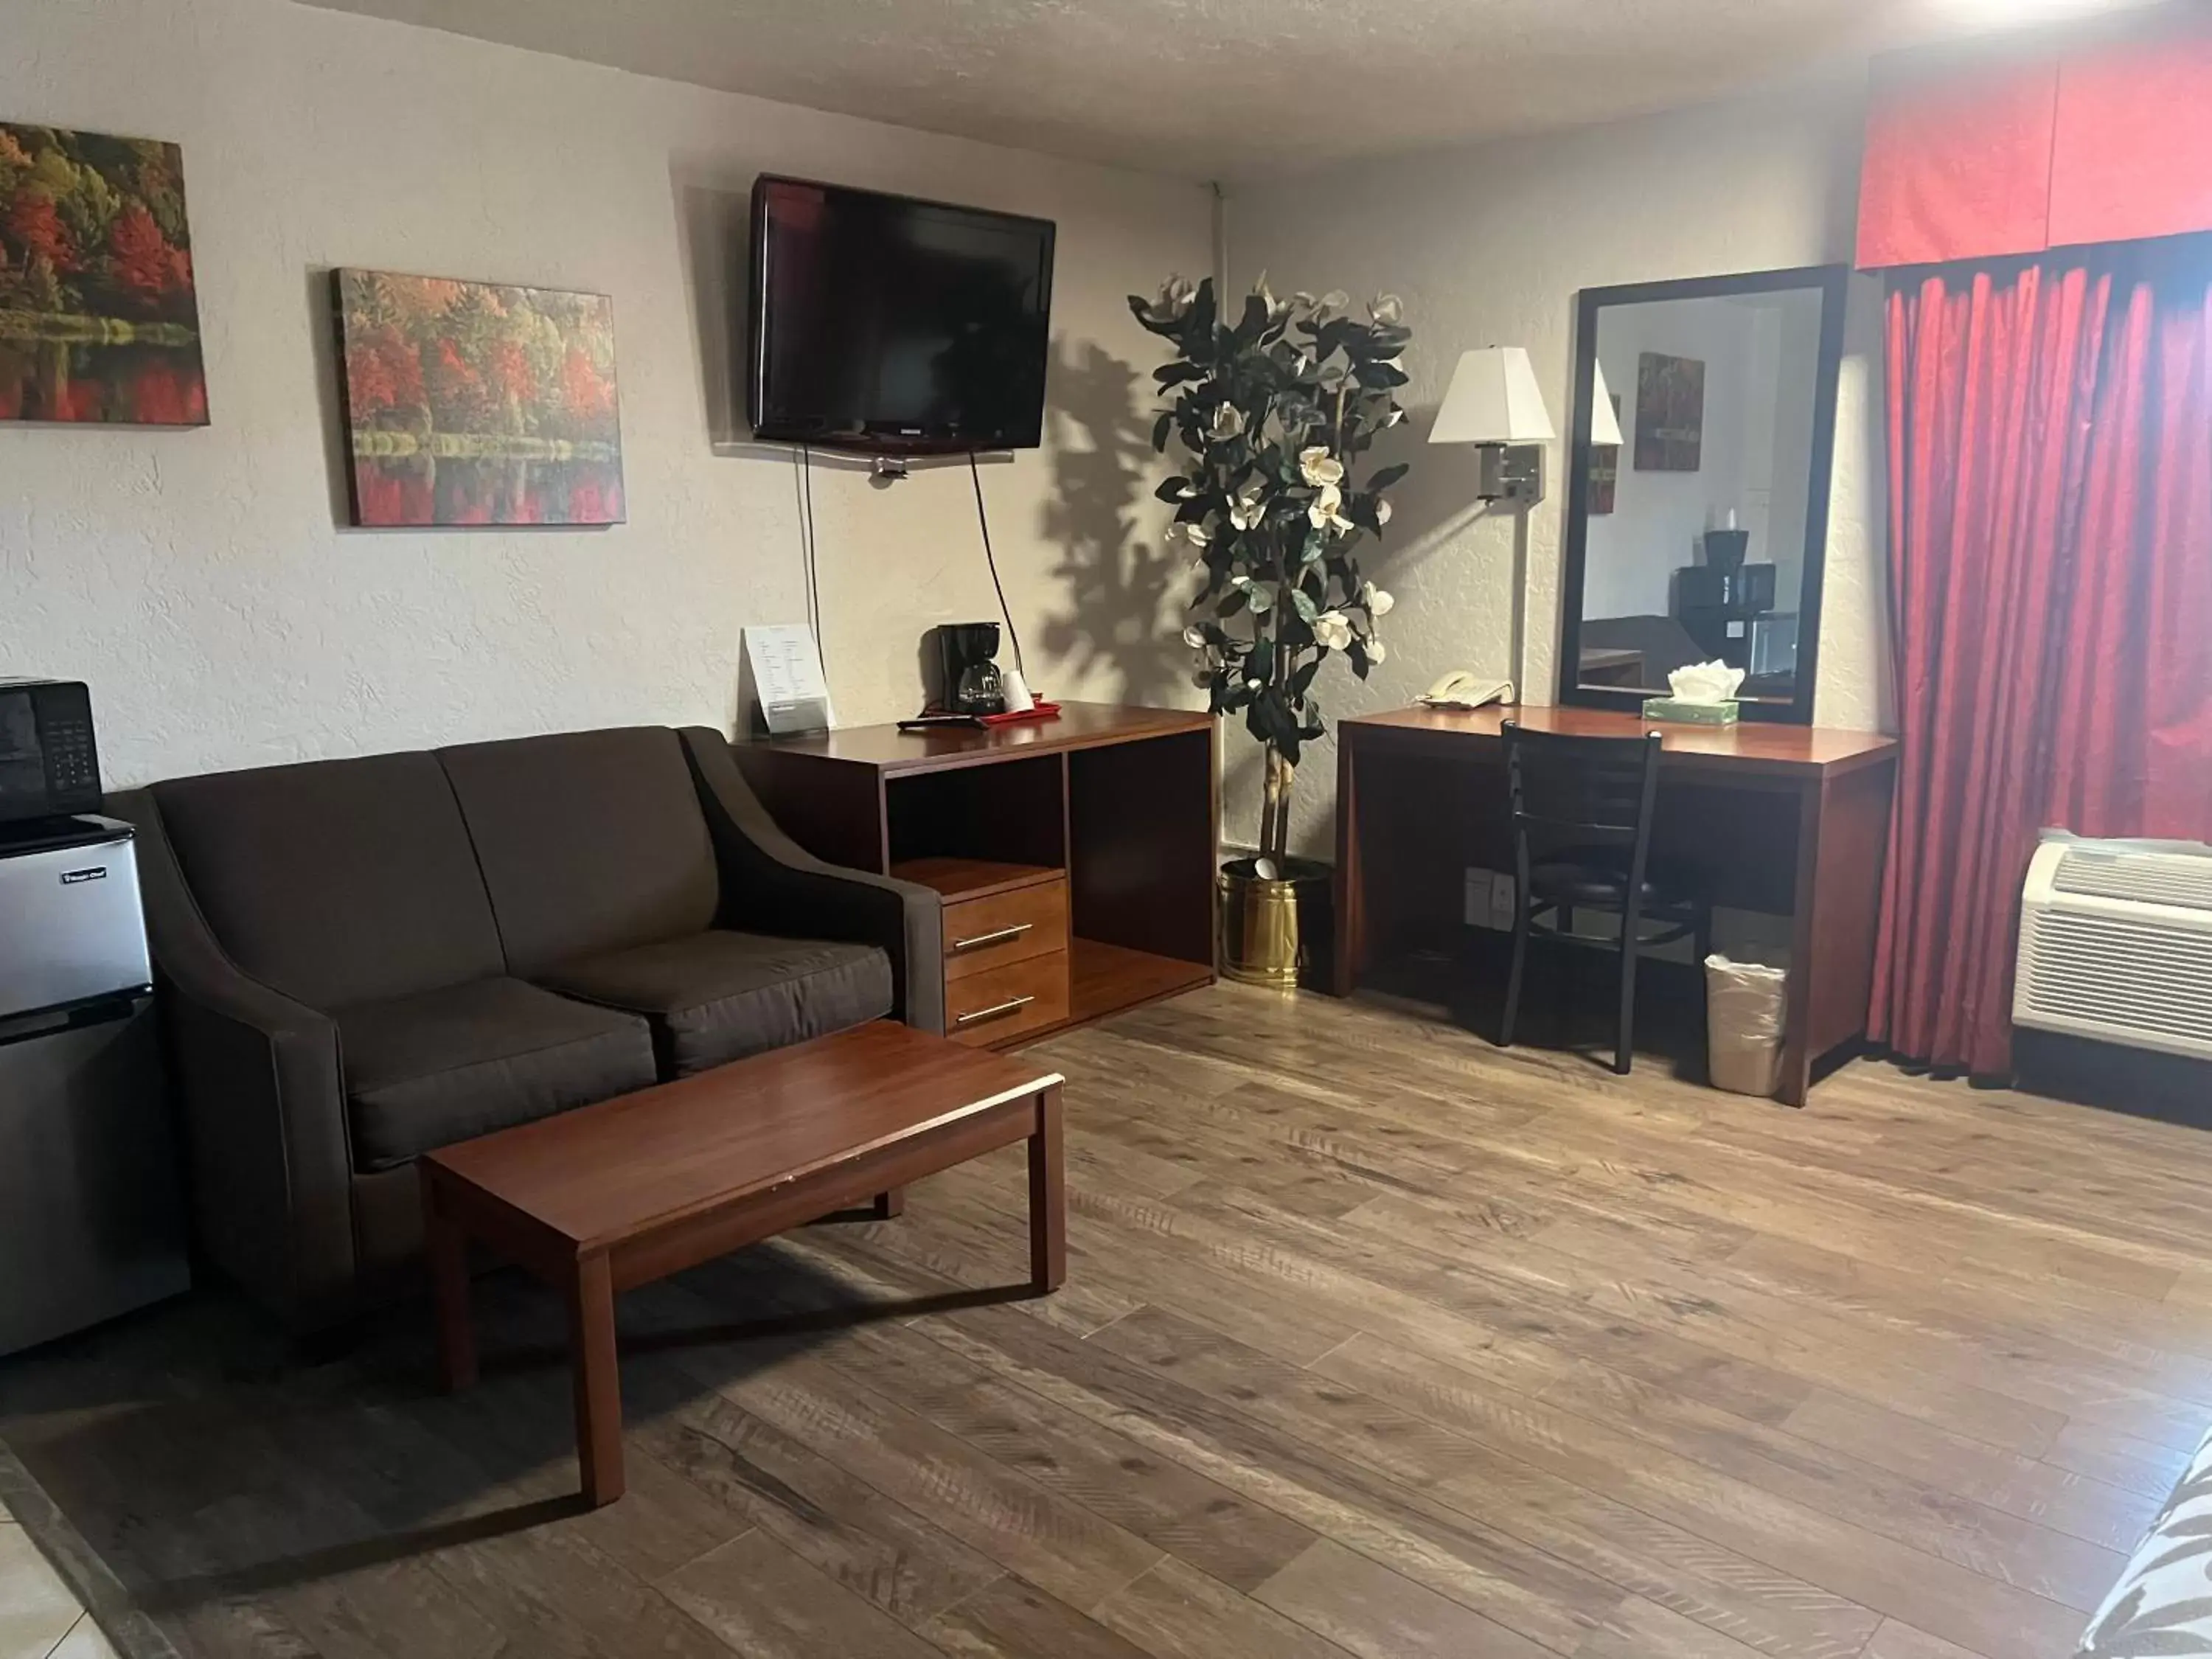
[1499,721,1711,1075]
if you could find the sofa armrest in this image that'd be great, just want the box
[678,729,945,1036]
[108,788,357,1329]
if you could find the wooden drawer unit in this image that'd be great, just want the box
[943,878,1068,981]
[740,710,1218,1048]
[946,953,1070,1047]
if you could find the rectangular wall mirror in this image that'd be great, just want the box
[1559,265,1848,724]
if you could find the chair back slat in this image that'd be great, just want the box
[1502,722,1665,875]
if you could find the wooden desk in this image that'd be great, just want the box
[735,703,1217,1046]
[1334,705,1897,1105]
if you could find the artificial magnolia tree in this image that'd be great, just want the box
[1130,276,1410,867]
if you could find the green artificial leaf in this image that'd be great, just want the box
[1154,361,1202,389]
[1152,411,1173,453]
[1248,583,1275,613]
[1155,476,1191,503]
[1350,641,1373,681]
[1234,291,1270,344]
[1354,358,1410,389]
[1291,589,1318,623]
[1302,528,1329,564]
[1292,656,1321,696]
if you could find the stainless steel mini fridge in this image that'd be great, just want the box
[0,815,189,1356]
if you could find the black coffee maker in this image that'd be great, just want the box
[930,622,1005,716]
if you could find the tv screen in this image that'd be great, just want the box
[747,177,1055,454]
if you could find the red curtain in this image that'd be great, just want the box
[1871,237,2212,1076]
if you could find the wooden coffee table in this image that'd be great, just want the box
[417,1019,1065,1507]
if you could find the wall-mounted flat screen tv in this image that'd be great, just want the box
[747,176,1056,454]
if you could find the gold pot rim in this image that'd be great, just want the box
[1219,855,1331,888]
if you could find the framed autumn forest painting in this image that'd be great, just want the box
[0,122,207,425]
[333,268,625,528]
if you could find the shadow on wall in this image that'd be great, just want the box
[1036,338,1187,706]
[669,167,751,449]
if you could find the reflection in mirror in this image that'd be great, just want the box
[1562,267,1847,725]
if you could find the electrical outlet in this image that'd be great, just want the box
[1464,868,1494,928]
[1489,873,1517,931]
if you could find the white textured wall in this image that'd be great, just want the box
[1223,78,1895,857]
[0,0,1212,785]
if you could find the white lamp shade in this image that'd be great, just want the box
[1429,347,1556,446]
[1590,360,1626,448]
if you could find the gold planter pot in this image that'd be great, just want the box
[1218,857,1331,990]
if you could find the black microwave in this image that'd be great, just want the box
[0,680,103,824]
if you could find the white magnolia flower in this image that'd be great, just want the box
[1298,445,1345,488]
[1312,611,1354,651]
[1370,293,1405,327]
[1229,487,1267,532]
[1366,637,1389,665]
[1182,625,1208,649]
[1147,276,1197,324]
[1362,582,1395,617]
[1180,521,1212,546]
[1208,403,1246,441]
[1255,272,1291,322]
[1376,498,1394,526]
[1309,483,1354,535]
[1316,290,1350,318]
[1385,408,1406,428]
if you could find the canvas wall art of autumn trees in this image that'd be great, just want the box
[0,122,206,426]
[333,268,625,528]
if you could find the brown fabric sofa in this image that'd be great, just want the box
[112,726,942,1330]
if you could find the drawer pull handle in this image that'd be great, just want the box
[955,995,1036,1029]
[950,923,1034,953]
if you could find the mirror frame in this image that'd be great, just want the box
[1557,264,1850,726]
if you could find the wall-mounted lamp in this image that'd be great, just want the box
[1428,347,1557,507]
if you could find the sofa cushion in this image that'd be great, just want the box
[437,727,723,978]
[338,977,657,1172]
[537,931,894,1078]
[153,752,504,1009]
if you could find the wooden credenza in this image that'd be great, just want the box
[734,703,1217,1048]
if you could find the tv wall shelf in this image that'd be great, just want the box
[734,703,1217,1048]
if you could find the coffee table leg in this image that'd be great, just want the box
[1028,1083,1065,1294]
[421,1167,477,1393]
[567,1251,625,1507]
[872,1188,906,1220]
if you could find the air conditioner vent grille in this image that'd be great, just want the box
[2053,849,2212,912]
[2019,911,2212,1049]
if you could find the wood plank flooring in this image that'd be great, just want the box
[6,982,2210,1659]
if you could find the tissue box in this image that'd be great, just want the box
[1643,696,1740,726]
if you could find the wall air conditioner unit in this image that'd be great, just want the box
[2015,834,2212,1061]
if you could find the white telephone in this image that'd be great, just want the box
[1421,669,1514,710]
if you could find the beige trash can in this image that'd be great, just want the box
[1705,954,1788,1097]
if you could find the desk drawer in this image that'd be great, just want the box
[943,879,1068,981]
[946,953,1069,1047]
